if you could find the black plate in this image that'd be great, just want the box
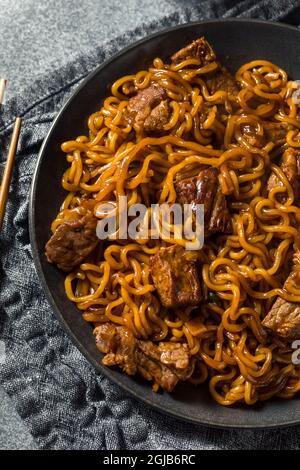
[29,19,300,429]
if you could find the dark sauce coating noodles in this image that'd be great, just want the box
[46,38,300,405]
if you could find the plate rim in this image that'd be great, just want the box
[29,17,300,429]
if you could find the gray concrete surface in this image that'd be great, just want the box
[0,0,181,102]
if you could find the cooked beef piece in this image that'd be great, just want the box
[139,341,190,370]
[262,297,300,341]
[150,245,202,309]
[208,187,231,233]
[171,37,239,98]
[171,37,216,66]
[143,100,170,133]
[262,270,300,341]
[138,341,194,384]
[136,350,179,391]
[94,323,137,375]
[267,147,300,201]
[206,66,239,97]
[45,212,98,272]
[125,85,169,133]
[255,369,290,395]
[175,167,231,235]
[95,322,115,353]
[176,167,217,215]
[94,323,195,391]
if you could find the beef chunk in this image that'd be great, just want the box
[138,341,194,385]
[150,245,201,309]
[209,186,231,233]
[136,350,179,391]
[94,323,137,375]
[171,37,239,98]
[139,341,190,371]
[125,85,169,133]
[206,66,239,97]
[262,270,300,340]
[267,147,300,201]
[262,297,300,341]
[144,100,170,133]
[159,342,190,370]
[255,369,290,395]
[45,212,98,272]
[94,324,195,392]
[171,37,216,66]
[175,167,231,235]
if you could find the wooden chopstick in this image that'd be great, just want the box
[0,117,22,229]
[0,78,6,105]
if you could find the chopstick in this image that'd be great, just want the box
[0,117,22,229]
[0,78,6,106]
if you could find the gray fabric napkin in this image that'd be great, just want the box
[1,0,300,450]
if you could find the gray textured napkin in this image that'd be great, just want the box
[1,0,300,450]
